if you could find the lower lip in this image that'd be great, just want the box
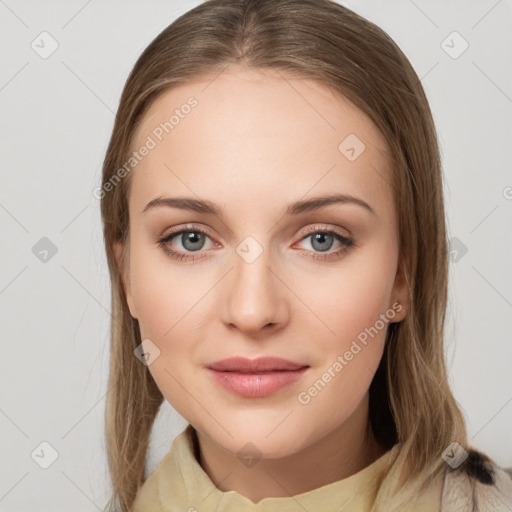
[207,367,309,398]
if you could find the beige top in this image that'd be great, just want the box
[132,424,445,511]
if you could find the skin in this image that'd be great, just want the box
[113,65,409,503]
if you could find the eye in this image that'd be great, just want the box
[157,224,217,261]
[293,224,354,261]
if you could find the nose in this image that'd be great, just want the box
[220,245,290,337]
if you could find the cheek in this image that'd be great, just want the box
[129,240,204,338]
[127,244,211,408]
[291,245,396,414]
[295,271,391,423]
[294,250,397,349]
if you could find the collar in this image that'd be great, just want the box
[133,424,443,511]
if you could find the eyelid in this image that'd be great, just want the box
[159,223,215,240]
[295,223,351,240]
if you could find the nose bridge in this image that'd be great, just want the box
[222,235,287,333]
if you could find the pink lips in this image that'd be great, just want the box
[206,357,309,398]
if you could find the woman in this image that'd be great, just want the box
[99,0,512,510]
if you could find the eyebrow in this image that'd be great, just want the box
[142,193,376,217]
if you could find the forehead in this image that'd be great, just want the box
[128,66,394,217]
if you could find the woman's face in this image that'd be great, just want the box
[115,66,408,458]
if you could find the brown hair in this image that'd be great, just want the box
[100,0,495,510]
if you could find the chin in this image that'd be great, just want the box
[202,417,313,459]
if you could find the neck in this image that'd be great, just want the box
[194,398,388,504]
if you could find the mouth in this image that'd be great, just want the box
[206,357,310,398]
[207,356,307,372]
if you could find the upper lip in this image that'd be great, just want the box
[207,357,308,373]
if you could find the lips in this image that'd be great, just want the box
[206,357,310,398]
[207,356,308,373]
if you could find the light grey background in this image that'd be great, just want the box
[1,0,511,510]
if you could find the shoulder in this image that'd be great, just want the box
[440,463,512,512]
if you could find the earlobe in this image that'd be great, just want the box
[392,302,407,323]
[112,241,138,319]
[390,260,410,323]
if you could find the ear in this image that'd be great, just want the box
[113,241,138,319]
[389,258,410,323]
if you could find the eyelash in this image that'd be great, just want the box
[156,223,355,262]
